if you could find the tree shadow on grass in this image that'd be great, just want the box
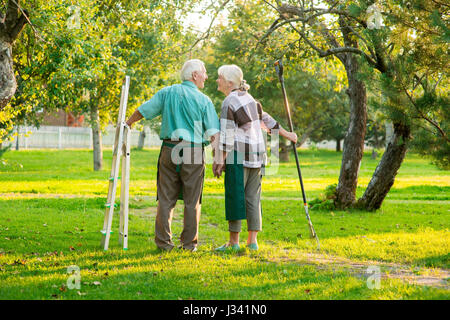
[1,255,448,300]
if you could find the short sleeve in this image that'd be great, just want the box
[256,100,279,130]
[202,99,220,138]
[137,89,166,120]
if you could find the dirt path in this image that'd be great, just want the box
[266,249,449,289]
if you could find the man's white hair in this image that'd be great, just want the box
[218,64,250,91]
[180,59,206,81]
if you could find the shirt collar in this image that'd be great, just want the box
[182,80,198,90]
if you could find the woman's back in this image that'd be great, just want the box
[220,90,278,168]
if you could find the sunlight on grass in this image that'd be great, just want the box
[0,149,449,299]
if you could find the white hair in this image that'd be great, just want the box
[218,64,250,91]
[180,59,206,81]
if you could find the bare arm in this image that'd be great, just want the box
[258,102,297,144]
[126,109,144,128]
[278,126,298,144]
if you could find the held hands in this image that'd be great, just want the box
[212,161,225,178]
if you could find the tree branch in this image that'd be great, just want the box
[2,0,29,42]
[404,88,449,142]
[189,0,231,51]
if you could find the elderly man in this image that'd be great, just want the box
[126,59,220,252]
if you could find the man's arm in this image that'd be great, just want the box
[126,109,144,128]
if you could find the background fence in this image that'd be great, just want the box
[4,125,373,151]
[5,126,162,149]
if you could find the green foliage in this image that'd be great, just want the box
[310,184,337,211]
[0,145,10,159]
[1,0,194,143]
[201,0,349,148]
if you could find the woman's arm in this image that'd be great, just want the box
[258,104,297,144]
[278,126,298,144]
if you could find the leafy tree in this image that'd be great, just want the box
[309,89,349,152]
[262,0,448,210]
[202,0,349,160]
[5,0,193,170]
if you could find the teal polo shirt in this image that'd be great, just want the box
[138,81,220,144]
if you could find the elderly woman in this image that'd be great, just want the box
[213,64,297,251]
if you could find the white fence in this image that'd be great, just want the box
[4,125,375,151]
[5,125,162,149]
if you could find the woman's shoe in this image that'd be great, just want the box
[247,243,259,251]
[214,243,240,252]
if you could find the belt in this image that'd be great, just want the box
[161,140,204,172]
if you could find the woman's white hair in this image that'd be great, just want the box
[180,59,206,81]
[218,64,250,91]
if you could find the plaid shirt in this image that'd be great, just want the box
[219,90,279,168]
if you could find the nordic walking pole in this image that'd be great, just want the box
[274,59,320,250]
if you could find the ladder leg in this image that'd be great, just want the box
[101,152,119,248]
[119,126,131,250]
[101,125,124,250]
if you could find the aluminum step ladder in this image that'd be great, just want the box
[100,76,131,251]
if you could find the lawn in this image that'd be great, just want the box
[0,148,449,300]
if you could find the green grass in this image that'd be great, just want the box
[0,148,449,300]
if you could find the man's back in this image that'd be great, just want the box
[138,81,219,144]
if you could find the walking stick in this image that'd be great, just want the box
[274,59,320,250]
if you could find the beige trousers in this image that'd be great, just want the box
[155,143,204,250]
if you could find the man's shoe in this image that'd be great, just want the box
[214,243,240,252]
[179,245,198,252]
[157,246,173,252]
[247,243,259,251]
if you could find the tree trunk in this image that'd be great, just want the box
[137,126,146,150]
[279,141,290,162]
[357,122,410,210]
[0,1,29,108]
[336,138,341,152]
[335,53,367,208]
[0,41,16,109]
[90,104,102,171]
